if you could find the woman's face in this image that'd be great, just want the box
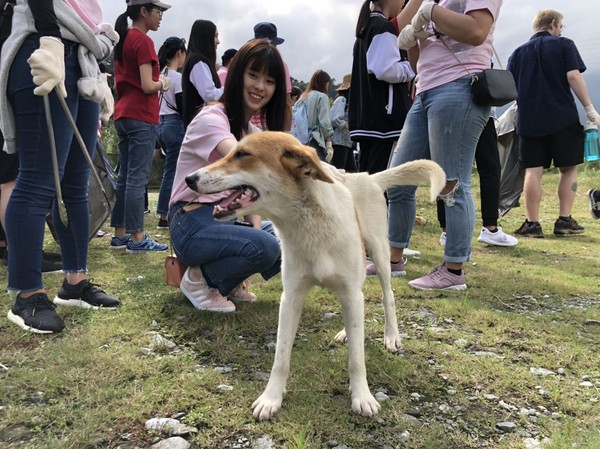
[144,7,163,32]
[214,29,220,49]
[243,67,276,119]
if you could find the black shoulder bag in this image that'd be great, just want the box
[0,0,15,50]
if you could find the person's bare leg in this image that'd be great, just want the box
[523,167,544,222]
[557,165,578,217]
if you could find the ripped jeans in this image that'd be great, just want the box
[387,77,489,263]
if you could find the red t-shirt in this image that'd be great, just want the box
[114,28,159,124]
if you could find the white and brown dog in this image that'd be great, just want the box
[185,132,445,420]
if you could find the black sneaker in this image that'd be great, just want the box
[42,251,62,262]
[7,293,65,334]
[157,218,169,229]
[514,219,544,238]
[41,258,63,273]
[53,279,120,310]
[588,189,600,219]
[553,216,584,236]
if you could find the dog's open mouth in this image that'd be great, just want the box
[213,185,260,219]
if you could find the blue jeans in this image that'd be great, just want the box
[168,204,281,296]
[387,77,489,263]
[156,114,184,216]
[110,118,157,233]
[6,36,99,292]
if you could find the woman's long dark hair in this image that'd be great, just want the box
[220,39,287,139]
[356,0,377,38]
[184,19,220,88]
[114,4,152,62]
[158,37,186,70]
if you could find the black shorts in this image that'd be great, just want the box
[518,121,584,169]
[0,136,18,184]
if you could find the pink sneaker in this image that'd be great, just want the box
[366,257,407,276]
[180,268,236,313]
[228,280,257,303]
[408,265,467,291]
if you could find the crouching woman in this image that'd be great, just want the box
[168,39,287,312]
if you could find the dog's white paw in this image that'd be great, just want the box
[351,391,381,417]
[252,392,283,421]
[383,332,403,353]
[334,328,347,343]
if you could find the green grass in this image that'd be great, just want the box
[1,167,600,448]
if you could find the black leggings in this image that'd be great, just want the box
[437,117,501,228]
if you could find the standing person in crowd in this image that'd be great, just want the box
[181,19,222,128]
[330,73,357,172]
[217,47,237,86]
[438,115,518,248]
[110,0,171,253]
[156,36,186,229]
[374,0,503,290]
[349,0,415,174]
[508,9,600,238]
[1,0,120,333]
[290,85,302,104]
[298,69,334,162]
[250,22,292,131]
[168,39,287,313]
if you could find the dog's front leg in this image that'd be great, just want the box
[339,289,380,417]
[252,283,309,420]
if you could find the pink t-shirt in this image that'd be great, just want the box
[64,0,102,34]
[415,0,502,95]
[169,103,259,206]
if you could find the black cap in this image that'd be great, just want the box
[221,48,237,66]
[253,22,284,45]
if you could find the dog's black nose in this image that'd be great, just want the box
[185,173,199,191]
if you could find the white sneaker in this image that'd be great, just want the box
[477,227,518,247]
[439,232,447,247]
[180,268,236,313]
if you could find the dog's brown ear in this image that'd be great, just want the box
[281,145,334,183]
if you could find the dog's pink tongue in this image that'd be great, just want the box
[219,189,243,209]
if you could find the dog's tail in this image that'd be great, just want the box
[370,159,446,201]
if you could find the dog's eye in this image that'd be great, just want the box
[234,150,249,159]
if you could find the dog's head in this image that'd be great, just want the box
[185,131,335,220]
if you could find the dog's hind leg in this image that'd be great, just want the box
[337,287,380,417]
[252,281,310,421]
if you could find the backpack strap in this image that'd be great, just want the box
[0,0,15,48]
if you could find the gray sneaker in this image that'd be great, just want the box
[408,265,467,291]
[366,257,407,276]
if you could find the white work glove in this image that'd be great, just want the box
[585,104,600,125]
[412,1,436,30]
[99,23,119,46]
[159,74,171,92]
[28,36,66,98]
[397,24,419,50]
[99,73,114,124]
[325,140,334,163]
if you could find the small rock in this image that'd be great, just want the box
[149,334,176,350]
[126,275,145,283]
[398,430,410,443]
[557,368,565,376]
[375,391,389,402]
[150,436,191,449]
[216,384,234,392]
[523,438,543,449]
[145,418,197,436]
[584,319,600,326]
[398,413,421,426]
[323,312,338,319]
[252,371,270,382]
[332,445,348,449]
[253,436,276,449]
[579,381,594,388]
[484,394,498,401]
[447,389,457,396]
[453,338,468,347]
[213,366,233,373]
[496,421,517,433]
[410,392,422,401]
[530,367,555,376]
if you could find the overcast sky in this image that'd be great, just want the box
[103,1,599,108]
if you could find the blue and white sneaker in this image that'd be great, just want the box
[110,234,131,250]
[126,234,168,253]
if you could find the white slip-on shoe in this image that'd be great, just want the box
[180,268,235,313]
[477,227,518,247]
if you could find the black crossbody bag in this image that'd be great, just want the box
[0,0,15,49]
[431,0,517,107]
